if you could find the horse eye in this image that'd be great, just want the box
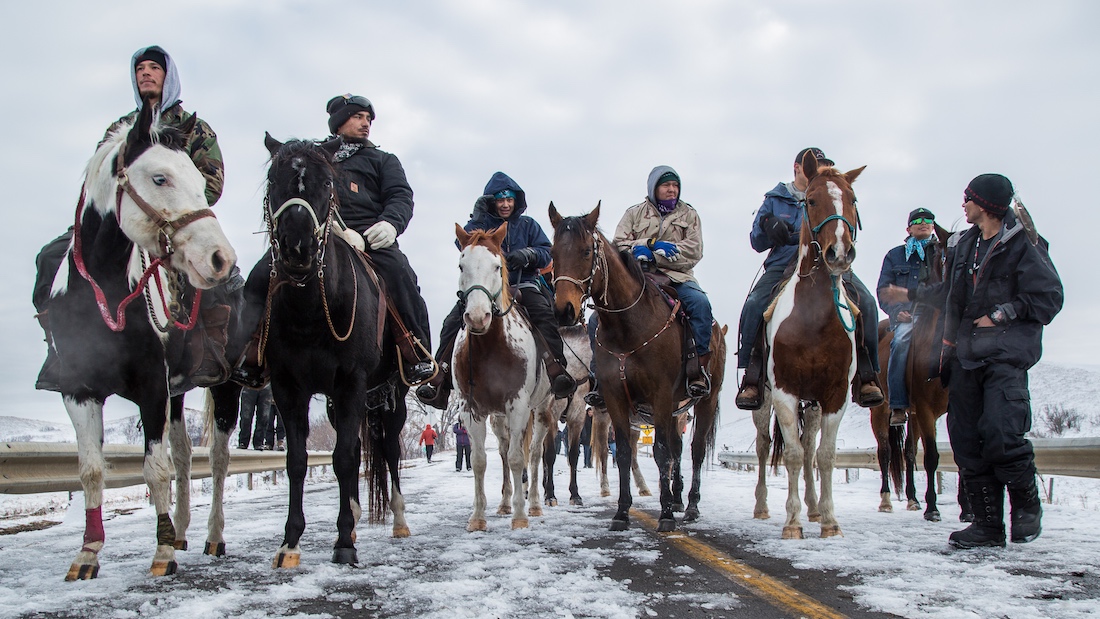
[458,265,464,272]
[807,199,816,206]
[584,250,591,258]
[152,174,168,186]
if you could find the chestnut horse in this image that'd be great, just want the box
[549,203,724,532]
[871,223,971,522]
[453,223,555,531]
[751,155,865,539]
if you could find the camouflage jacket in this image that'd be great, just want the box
[100,103,224,206]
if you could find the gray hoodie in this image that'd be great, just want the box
[130,45,181,116]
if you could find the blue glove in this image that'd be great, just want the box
[632,245,654,262]
[650,240,680,261]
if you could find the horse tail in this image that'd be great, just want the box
[769,416,785,473]
[888,424,905,492]
[361,409,390,526]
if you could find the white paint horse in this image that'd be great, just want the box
[453,224,554,531]
[752,153,866,539]
[47,100,238,578]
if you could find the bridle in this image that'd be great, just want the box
[552,229,645,314]
[796,185,861,333]
[458,252,515,318]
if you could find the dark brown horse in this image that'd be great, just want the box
[548,203,723,532]
[751,155,865,539]
[871,223,971,522]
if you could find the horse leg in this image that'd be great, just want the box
[593,413,611,497]
[64,396,106,580]
[922,433,942,522]
[816,408,845,538]
[467,412,489,532]
[509,414,531,529]
[541,423,558,507]
[204,383,240,556]
[772,392,804,539]
[684,404,712,523]
[872,404,894,513]
[653,420,681,532]
[610,418,634,531]
[904,423,921,511]
[567,412,584,506]
[330,393,366,564]
[273,390,311,568]
[630,428,652,497]
[801,402,822,523]
[168,396,192,552]
[752,399,772,519]
[527,409,550,518]
[139,394,178,577]
[387,395,411,538]
[491,415,512,516]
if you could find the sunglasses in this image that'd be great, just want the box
[909,218,934,225]
[342,95,373,108]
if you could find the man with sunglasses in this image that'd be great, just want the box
[734,147,883,410]
[323,94,435,384]
[876,208,939,426]
[33,45,234,391]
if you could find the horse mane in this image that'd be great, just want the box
[266,139,334,185]
[462,227,513,306]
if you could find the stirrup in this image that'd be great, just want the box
[584,391,605,408]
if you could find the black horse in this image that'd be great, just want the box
[248,135,410,568]
[48,98,244,580]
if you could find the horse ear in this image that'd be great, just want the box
[264,132,284,158]
[490,222,508,247]
[844,165,867,185]
[801,151,819,181]
[319,136,342,160]
[584,201,601,229]
[177,112,198,142]
[549,202,562,228]
[127,96,156,155]
[455,223,471,248]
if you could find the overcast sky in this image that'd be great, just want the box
[3,1,1096,425]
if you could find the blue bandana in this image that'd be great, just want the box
[494,189,516,200]
[905,236,932,261]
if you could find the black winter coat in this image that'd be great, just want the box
[333,142,414,236]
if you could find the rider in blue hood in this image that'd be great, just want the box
[416,172,577,408]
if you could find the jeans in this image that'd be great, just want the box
[673,280,713,355]
[887,321,914,409]
[238,385,273,448]
[456,444,471,470]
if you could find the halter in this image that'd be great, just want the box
[797,194,860,332]
[114,144,216,258]
[458,258,515,318]
[552,232,645,313]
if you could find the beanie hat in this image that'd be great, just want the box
[907,207,935,225]
[964,174,1014,217]
[656,170,680,186]
[134,48,167,71]
[326,94,375,135]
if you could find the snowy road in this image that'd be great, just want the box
[2,446,1098,618]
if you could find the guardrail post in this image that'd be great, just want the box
[937,471,943,495]
[247,473,254,490]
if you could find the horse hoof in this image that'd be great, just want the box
[657,518,677,532]
[392,525,411,538]
[332,548,358,564]
[497,507,512,516]
[545,497,558,507]
[754,510,770,520]
[273,549,301,569]
[149,560,178,577]
[925,511,942,523]
[609,519,629,532]
[65,561,99,581]
[879,504,893,513]
[204,541,226,557]
[683,508,700,523]
[907,500,922,512]
[529,506,543,517]
[570,497,584,506]
[600,490,611,498]
[781,526,803,539]
[820,525,843,538]
[638,489,653,497]
[511,518,529,530]
[808,514,821,523]
[672,503,685,513]
[467,519,488,532]
[173,540,188,551]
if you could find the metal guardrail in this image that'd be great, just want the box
[717,437,1100,479]
[0,442,333,494]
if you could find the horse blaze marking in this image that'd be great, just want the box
[630,509,849,619]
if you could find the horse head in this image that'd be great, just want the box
[263,134,342,275]
[548,201,603,326]
[98,98,236,289]
[456,222,512,335]
[799,152,865,275]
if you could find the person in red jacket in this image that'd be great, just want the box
[418,423,439,463]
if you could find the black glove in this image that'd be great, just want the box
[505,248,537,272]
[761,214,793,246]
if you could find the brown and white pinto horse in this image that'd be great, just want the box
[549,204,723,532]
[751,155,865,539]
[453,224,555,531]
[870,222,972,521]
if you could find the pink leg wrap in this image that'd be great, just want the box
[82,506,104,550]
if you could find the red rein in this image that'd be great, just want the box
[71,185,201,333]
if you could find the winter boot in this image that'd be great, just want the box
[949,477,1007,549]
[34,311,61,392]
[230,330,269,390]
[584,375,605,408]
[735,329,765,410]
[416,337,455,410]
[852,342,884,408]
[1007,475,1043,543]
[687,352,711,399]
[546,357,578,399]
[191,304,232,387]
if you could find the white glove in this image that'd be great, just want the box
[365,221,397,250]
[339,227,365,252]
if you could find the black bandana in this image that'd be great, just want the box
[333,142,363,163]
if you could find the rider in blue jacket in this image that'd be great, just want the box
[735,147,883,410]
[415,172,577,409]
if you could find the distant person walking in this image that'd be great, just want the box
[454,418,471,471]
[419,423,438,463]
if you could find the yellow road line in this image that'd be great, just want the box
[630,509,849,619]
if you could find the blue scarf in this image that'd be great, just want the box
[904,236,932,261]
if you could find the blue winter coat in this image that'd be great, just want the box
[462,171,552,286]
[750,183,801,271]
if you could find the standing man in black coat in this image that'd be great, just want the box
[901,173,1062,549]
[324,94,434,384]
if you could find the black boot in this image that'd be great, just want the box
[230,330,269,390]
[583,376,605,408]
[852,343,884,408]
[546,357,577,399]
[1007,476,1043,543]
[687,352,711,399]
[735,329,765,410]
[949,477,1006,549]
[34,312,60,392]
[415,361,451,410]
[192,304,232,387]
